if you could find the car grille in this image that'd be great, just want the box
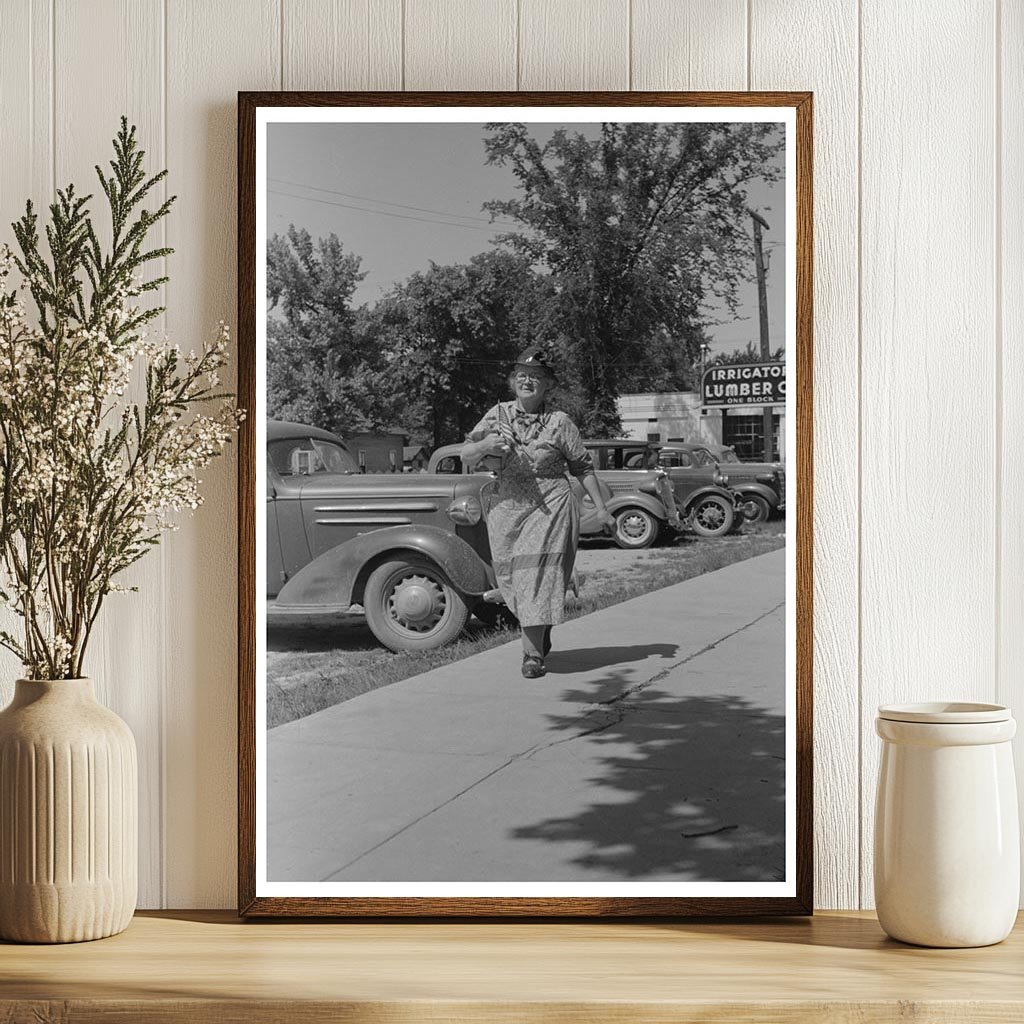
[778,471,786,506]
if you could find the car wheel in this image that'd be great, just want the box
[613,507,658,549]
[689,495,735,539]
[743,494,772,524]
[472,602,519,630]
[363,557,470,652]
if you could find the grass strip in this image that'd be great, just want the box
[268,529,786,729]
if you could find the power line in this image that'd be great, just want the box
[267,187,518,235]
[269,176,522,228]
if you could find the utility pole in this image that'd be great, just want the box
[751,209,774,462]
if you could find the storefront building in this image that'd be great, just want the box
[618,363,786,462]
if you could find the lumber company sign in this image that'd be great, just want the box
[701,362,785,407]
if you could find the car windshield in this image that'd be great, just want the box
[717,449,740,463]
[269,437,358,476]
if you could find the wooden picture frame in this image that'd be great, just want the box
[238,91,813,917]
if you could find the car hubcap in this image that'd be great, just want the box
[620,513,651,541]
[388,574,447,633]
[697,502,725,529]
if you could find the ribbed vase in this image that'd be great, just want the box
[0,678,137,943]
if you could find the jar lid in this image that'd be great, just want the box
[877,702,1011,724]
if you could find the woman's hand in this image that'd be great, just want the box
[471,432,512,460]
[596,508,616,534]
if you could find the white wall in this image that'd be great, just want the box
[0,0,1018,911]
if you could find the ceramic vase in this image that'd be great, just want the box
[874,702,1019,948]
[0,678,137,943]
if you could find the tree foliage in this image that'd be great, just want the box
[483,122,783,434]
[266,227,393,436]
[708,340,785,367]
[366,251,556,447]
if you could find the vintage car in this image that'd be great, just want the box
[427,442,681,550]
[583,439,752,539]
[267,420,512,652]
[657,442,785,523]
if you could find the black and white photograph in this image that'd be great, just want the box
[243,97,809,914]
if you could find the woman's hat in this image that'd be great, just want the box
[514,346,555,378]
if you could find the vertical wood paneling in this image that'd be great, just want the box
[631,0,746,91]
[860,0,998,908]
[283,0,402,90]
[404,0,516,90]
[0,0,51,220]
[164,0,279,908]
[519,0,628,90]
[51,0,165,911]
[0,1,54,701]
[0,0,1018,912]
[750,1,860,911]
[999,0,1024,900]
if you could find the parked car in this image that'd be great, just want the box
[267,420,512,652]
[582,439,744,541]
[657,442,785,523]
[429,442,682,550]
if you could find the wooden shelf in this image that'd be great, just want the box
[2,910,1023,1022]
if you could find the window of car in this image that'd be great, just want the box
[692,448,717,467]
[268,437,358,476]
[718,448,740,463]
[435,455,462,474]
[660,451,692,468]
[623,450,658,470]
[584,445,610,470]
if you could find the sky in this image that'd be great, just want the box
[267,121,787,355]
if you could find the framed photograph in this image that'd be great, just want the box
[238,91,812,916]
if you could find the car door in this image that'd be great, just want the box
[266,455,286,597]
[659,449,705,504]
[267,437,315,581]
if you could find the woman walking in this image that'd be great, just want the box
[462,347,615,678]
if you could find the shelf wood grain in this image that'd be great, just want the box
[2,911,1023,1022]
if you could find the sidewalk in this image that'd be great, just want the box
[268,549,786,883]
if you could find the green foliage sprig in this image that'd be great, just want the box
[0,118,240,679]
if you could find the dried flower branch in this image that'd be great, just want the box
[0,118,241,679]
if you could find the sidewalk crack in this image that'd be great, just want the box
[595,601,784,708]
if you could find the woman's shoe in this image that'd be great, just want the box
[522,655,546,679]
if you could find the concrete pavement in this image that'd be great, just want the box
[268,549,786,883]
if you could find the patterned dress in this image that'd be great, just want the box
[466,402,594,627]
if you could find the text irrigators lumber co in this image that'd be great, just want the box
[701,362,785,406]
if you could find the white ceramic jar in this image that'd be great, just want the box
[874,702,1019,947]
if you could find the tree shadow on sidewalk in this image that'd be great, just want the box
[513,690,786,881]
[546,643,679,677]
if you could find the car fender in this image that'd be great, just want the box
[728,481,779,507]
[681,484,738,511]
[604,492,669,521]
[275,524,494,610]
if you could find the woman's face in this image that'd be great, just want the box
[513,369,551,403]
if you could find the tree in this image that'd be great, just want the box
[369,251,556,447]
[483,122,784,434]
[266,226,392,435]
[708,340,785,368]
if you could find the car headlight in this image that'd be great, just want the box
[447,495,482,525]
[714,470,729,486]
